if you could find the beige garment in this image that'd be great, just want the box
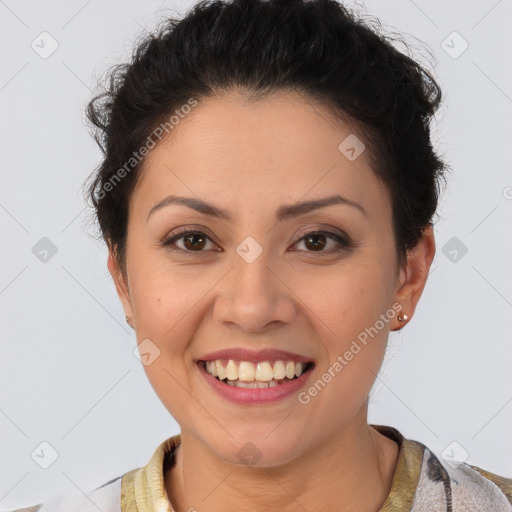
[5,424,512,512]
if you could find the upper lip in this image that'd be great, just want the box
[197,348,314,364]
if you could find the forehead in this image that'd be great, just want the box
[130,91,391,222]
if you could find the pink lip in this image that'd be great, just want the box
[197,348,314,364]
[197,361,314,405]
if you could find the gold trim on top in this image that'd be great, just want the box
[371,424,425,512]
[121,436,181,512]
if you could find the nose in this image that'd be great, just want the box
[213,247,297,334]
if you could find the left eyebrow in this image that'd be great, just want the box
[275,194,368,221]
[146,193,367,223]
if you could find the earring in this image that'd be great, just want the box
[397,313,409,322]
[125,316,134,328]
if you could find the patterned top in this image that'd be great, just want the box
[4,424,511,512]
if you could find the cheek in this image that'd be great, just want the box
[141,358,199,431]
[293,258,392,397]
[128,267,204,423]
[128,255,196,333]
[293,258,392,339]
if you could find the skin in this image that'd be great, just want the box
[108,90,436,511]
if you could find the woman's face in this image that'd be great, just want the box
[109,91,433,465]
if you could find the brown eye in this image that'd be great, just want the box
[293,230,350,253]
[183,232,207,251]
[162,230,217,252]
[304,233,327,251]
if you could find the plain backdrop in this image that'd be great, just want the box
[1,0,511,508]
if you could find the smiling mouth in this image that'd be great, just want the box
[198,359,315,388]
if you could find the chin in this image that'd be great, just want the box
[207,432,303,468]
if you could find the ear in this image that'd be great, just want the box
[107,246,134,325]
[391,224,436,331]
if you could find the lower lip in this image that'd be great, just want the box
[198,362,314,405]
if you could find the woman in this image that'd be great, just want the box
[7,0,511,510]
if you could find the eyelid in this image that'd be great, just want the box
[291,230,351,253]
[162,225,220,246]
[293,225,350,244]
[162,225,352,254]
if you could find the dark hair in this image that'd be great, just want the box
[84,0,447,274]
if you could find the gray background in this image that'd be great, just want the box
[1,0,511,507]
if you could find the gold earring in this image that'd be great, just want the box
[397,313,409,322]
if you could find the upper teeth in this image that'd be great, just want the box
[205,360,306,381]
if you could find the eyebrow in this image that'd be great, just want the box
[146,194,367,223]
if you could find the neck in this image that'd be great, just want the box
[165,418,399,512]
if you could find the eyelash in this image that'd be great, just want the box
[161,228,351,254]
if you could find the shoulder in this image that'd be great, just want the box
[411,444,512,511]
[372,424,512,512]
[467,463,512,505]
[2,434,180,512]
[1,473,124,512]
